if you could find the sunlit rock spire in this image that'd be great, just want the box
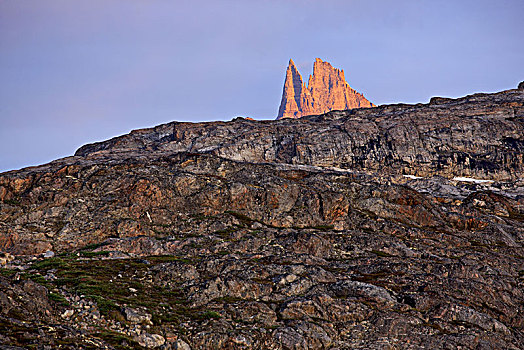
[277,58,373,119]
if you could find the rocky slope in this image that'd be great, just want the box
[0,84,523,349]
[277,58,373,119]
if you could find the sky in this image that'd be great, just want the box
[1,0,523,172]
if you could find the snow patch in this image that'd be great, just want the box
[329,167,353,173]
[452,177,493,184]
[403,175,423,180]
[198,146,219,152]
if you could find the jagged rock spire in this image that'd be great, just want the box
[277,58,373,119]
[277,59,305,119]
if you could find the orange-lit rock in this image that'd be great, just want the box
[277,58,373,119]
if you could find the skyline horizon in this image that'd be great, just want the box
[1,59,521,173]
[2,78,522,173]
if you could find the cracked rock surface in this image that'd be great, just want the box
[0,87,523,349]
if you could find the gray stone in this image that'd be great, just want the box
[123,306,152,324]
[174,339,191,350]
[331,280,394,304]
[61,309,74,318]
[136,333,165,348]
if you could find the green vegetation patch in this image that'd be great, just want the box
[30,256,194,328]
[80,250,111,258]
[23,273,48,285]
[0,268,17,277]
[19,253,222,330]
[48,292,69,306]
[2,198,20,206]
[31,257,68,270]
[371,250,394,257]
[79,242,109,251]
[95,330,142,350]
[198,310,222,320]
[312,225,335,231]
[213,226,239,240]
[226,210,255,225]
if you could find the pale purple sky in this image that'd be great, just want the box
[1,0,523,172]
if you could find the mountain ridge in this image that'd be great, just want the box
[70,86,524,181]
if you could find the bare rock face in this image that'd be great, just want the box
[277,58,373,119]
[0,85,523,349]
[71,87,524,180]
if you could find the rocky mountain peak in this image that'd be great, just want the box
[309,58,346,86]
[277,59,307,118]
[277,58,373,119]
